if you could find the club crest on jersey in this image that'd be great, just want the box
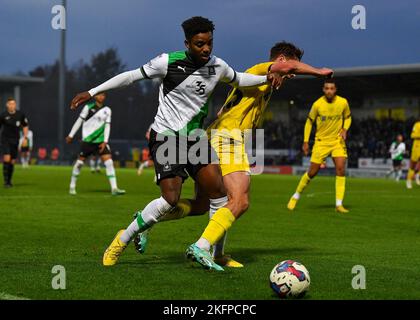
[163,162,172,172]
[208,66,216,75]
[16,121,20,127]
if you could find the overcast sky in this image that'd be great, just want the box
[1,0,419,74]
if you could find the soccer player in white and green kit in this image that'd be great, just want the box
[66,92,125,196]
[386,134,406,182]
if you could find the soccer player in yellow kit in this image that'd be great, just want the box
[134,42,334,269]
[287,79,352,213]
[406,120,420,189]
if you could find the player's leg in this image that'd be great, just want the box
[287,162,321,211]
[5,143,19,187]
[101,149,125,195]
[211,171,249,268]
[406,160,417,189]
[137,160,146,175]
[23,151,29,168]
[103,176,182,266]
[333,156,349,213]
[186,163,228,271]
[3,153,13,187]
[95,157,101,172]
[133,181,210,255]
[395,163,403,182]
[415,161,420,185]
[89,156,96,173]
[70,155,85,195]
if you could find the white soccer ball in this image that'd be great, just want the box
[269,260,310,298]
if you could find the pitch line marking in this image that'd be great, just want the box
[0,292,30,300]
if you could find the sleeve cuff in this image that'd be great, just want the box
[88,88,97,97]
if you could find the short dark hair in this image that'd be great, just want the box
[324,78,336,86]
[270,41,304,61]
[182,16,215,40]
[7,97,15,102]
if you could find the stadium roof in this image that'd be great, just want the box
[309,63,420,78]
[272,63,420,105]
[0,75,44,88]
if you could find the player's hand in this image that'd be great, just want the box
[302,142,310,156]
[70,91,91,110]
[339,128,347,141]
[99,142,106,153]
[267,72,284,90]
[65,136,73,144]
[283,74,296,80]
[318,68,334,78]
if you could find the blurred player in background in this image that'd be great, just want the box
[0,98,29,187]
[406,119,420,189]
[287,79,352,213]
[66,92,125,196]
[133,42,333,268]
[19,129,33,168]
[386,134,405,182]
[137,125,153,175]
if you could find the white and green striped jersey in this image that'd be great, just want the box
[69,103,111,143]
[19,130,33,148]
[141,51,239,135]
[389,141,406,160]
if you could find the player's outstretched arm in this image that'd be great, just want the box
[270,60,333,78]
[67,117,84,143]
[302,119,313,155]
[70,69,144,110]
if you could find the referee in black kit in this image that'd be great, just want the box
[0,97,29,187]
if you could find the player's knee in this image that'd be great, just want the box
[161,192,180,207]
[238,196,249,214]
[229,194,249,216]
[307,170,317,179]
[336,167,345,176]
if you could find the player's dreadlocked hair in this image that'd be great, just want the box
[270,41,304,61]
[182,16,215,40]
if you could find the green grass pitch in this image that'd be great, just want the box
[0,165,419,300]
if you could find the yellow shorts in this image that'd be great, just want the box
[411,143,420,162]
[210,133,250,176]
[310,139,347,164]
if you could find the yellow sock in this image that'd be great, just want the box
[201,208,235,246]
[160,199,192,221]
[407,169,415,181]
[296,172,311,194]
[336,176,346,205]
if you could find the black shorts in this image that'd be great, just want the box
[20,146,30,153]
[1,140,19,159]
[79,141,111,158]
[148,129,217,185]
[393,159,402,167]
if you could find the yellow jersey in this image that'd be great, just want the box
[306,95,351,142]
[411,121,420,149]
[208,62,273,138]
